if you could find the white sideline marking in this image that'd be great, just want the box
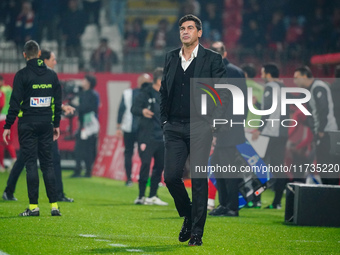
[94,239,111,242]
[79,234,97,238]
[126,249,143,252]
[290,240,323,243]
[0,250,10,255]
[108,244,128,247]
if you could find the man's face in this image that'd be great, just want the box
[44,52,57,70]
[82,79,90,91]
[179,21,202,46]
[293,71,306,87]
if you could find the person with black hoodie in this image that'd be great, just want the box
[2,49,74,203]
[131,67,168,206]
[2,40,62,216]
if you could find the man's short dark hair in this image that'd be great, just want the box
[23,40,40,59]
[85,75,97,89]
[100,38,108,44]
[295,66,313,78]
[210,41,225,57]
[262,63,279,78]
[241,63,257,78]
[153,67,163,84]
[0,75,3,81]
[178,14,202,31]
[335,65,340,78]
[40,49,51,61]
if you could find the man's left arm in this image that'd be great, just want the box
[313,86,329,135]
[53,74,62,128]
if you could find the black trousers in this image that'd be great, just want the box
[123,132,137,182]
[18,122,57,204]
[5,141,64,199]
[163,121,212,237]
[4,150,25,195]
[316,133,339,185]
[211,146,241,212]
[52,141,64,198]
[74,134,97,176]
[265,136,288,206]
[137,140,164,198]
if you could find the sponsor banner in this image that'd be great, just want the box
[30,97,51,107]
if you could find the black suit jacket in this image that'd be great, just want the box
[160,44,230,126]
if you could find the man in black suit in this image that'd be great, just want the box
[160,15,229,246]
[208,41,248,217]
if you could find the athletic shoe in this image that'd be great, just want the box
[144,196,168,206]
[125,180,133,187]
[134,197,145,205]
[264,204,282,209]
[51,207,62,216]
[2,191,17,201]
[207,198,215,210]
[19,208,40,216]
[58,196,74,202]
[188,234,202,246]
[179,216,192,242]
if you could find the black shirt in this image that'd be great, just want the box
[169,57,196,121]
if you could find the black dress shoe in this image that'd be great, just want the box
[178,216,192,242]
[2,191,17,201]
[188,234,202,246]
[58,196,74,202]
[208,205,228,216]
[225,210,239,217]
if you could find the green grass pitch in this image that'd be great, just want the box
[0,171,339,255]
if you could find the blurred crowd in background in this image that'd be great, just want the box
[0,0,340,74]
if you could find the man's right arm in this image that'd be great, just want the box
[116,94,126,137]
[117,94,125,125]
[4,72,24,129]
[131,90,147,117]
[160,53,169,126]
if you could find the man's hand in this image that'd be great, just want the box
[3,129,10,145]
[53,127,60,141]
[142,108,154,118]
[318,132,325,138]
[62,105,75,115]
[251,129,260,141]
[116,129,123,138]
